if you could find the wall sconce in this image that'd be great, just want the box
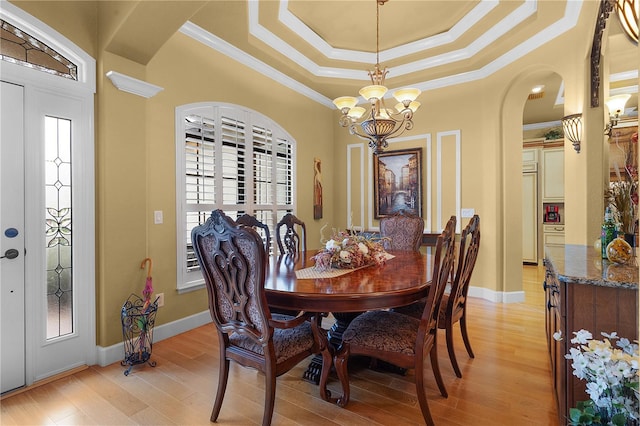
[615,0,638,44]
[562,113,583,153]
[604,94,631,136]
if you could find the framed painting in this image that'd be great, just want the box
[373,148,422,219]
[313,157,323,219]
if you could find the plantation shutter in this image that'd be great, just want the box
[177,103,296,290]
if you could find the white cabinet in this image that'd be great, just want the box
[522,164,538,263]
[541,148,564,202]
[543,224,565,246]
[522,148,538,163]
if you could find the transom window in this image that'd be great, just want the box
[0,19,77,80]
[176,103,296,290]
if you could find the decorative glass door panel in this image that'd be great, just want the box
[44,116,73,339]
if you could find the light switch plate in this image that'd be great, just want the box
[461,208,475,218]
[154,210,163,224]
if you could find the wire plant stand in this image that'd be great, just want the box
[121,293,159,376]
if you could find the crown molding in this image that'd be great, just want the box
[276,0,500,63]
[105,71,163,98]
[179,22,333,107]
[250,1,537,81]
[611,70,639,82]
[182,1,587,107]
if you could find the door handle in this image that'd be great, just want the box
[1,249,19,259]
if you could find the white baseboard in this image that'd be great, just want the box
[468,286,526,303]
[96,310,212,367]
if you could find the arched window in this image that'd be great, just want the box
[176,103,296,290]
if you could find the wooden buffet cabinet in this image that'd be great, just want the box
[543,245,638,424]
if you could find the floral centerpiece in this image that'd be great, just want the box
[312,230,388,271]
[554,329,639,426]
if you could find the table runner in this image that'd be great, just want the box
[295,252,395,279]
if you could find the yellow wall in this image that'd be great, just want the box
[9,0,634,346]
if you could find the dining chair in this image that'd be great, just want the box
[191,209,327,426]
[379,209,424,251]
[239,213,301,317]
[237,213,271,255]
[394,215,481,379]
[276,213,306,257]
[328,215,457,425]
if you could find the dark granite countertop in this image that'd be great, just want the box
[544,244,638,290]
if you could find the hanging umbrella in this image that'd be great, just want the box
[141,257,153,311]
[139,258,154,361]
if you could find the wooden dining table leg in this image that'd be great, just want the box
[302,312,362,385]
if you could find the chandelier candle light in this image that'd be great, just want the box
[333,0,421,153]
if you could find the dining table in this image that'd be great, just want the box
[263,250,434,402]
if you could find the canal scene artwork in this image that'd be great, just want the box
[373,148,422,218]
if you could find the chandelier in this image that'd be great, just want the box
[332,0,421,153]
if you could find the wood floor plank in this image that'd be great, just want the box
[1,265,558,425]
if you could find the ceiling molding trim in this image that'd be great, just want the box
[611,70,639,82]
[183,1,582,109]
[412,1,583,93]
[276,0,500,63]
[610,85,639,96]
[105,71,164,98]
[391,0,538,76]
[250,0,536,80]
[248,1,363,80]
[179,22,333,107]
[523,120,562,131]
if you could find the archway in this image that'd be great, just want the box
[500,67,566,300]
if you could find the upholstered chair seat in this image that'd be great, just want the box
[229,319,315,364]
[341,310,420,355]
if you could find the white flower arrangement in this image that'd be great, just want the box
[555,329,639,425]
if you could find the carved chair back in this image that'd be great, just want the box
[192,209,270,340]
[436,214,480,378]
[276,213,307,256]
[237,213,271,255]
[446,214,480,326]
[191,209,323,425]
[379,210,424,251]
[418,215,457,343]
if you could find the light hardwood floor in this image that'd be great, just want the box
[1,265,558,425]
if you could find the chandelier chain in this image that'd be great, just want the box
[376,0,380,67]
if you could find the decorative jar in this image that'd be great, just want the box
[606,236,633,264]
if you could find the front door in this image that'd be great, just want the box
[1,81,26,393]
[1,80,95,393]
